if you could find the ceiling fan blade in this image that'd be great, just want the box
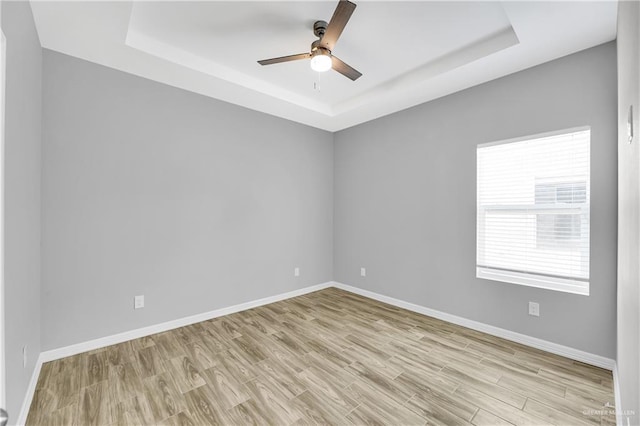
[258,53,310,66]
[320,0,356,51]
[331,56,362,81]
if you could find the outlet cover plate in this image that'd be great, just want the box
[134,295,145,309]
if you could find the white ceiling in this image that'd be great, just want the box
[30,1,618,132]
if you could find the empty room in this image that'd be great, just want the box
[1,0,639,425]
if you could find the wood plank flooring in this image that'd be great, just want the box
[26,287,616,425]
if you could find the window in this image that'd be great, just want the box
[476,128,590,295]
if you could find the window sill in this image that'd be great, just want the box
[476,267,589,296]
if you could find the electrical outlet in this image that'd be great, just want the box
[23,345,27,368]
[134,295,145,309]
[360,267,366,277]
[528,301,540,317]
[294,267,300,277]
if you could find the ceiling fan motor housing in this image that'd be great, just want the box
[311,40,330,55]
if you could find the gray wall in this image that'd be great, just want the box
[616,2,640,423]
[334,42,617,358]
[41,51,333,350]
[2,1,42,421]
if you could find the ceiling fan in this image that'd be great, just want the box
[257,0,362,81]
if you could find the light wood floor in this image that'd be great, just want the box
[27,287,616,425]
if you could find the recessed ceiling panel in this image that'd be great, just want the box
[125,1,516,112]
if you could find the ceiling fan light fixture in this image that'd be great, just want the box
[310,49,332,73]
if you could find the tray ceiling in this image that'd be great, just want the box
[30,1,617,131]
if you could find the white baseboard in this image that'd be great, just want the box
[333,282,616,370]
[15,353,44,426]
[16,281,332,425]
[18,280,619,426]
[39,282,333,363]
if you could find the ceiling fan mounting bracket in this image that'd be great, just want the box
[313,20,328,38]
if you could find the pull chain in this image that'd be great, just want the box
[314,72,321,92]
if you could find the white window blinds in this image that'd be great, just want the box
[476,128,590,295]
